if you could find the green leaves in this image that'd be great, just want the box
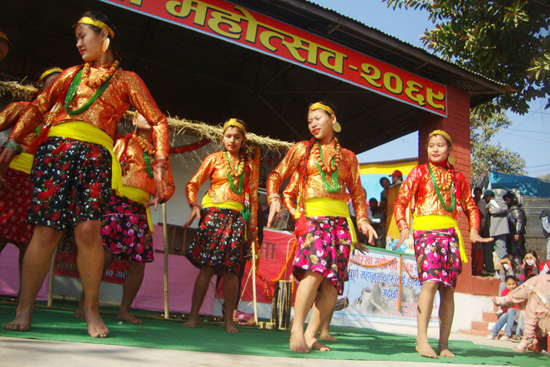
[384,0,550,114]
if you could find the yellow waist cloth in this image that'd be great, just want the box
[9,152,34,174]
[201,192,244,211]
[413,215,468,263]
[201,192,247,240]
[298,197,357,243]
[49,121,122,195]
[121,186,154,234]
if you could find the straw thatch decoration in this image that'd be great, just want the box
[0,80,292,153]
[0,80,38,102]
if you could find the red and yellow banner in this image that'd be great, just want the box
[102,0,448,116]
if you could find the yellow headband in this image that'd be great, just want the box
[429,130,452,145]
[309,102,334,117]
[39,67,63,82]
[0,31,8,44]
[223,119,246,134]
[75,17,115,39]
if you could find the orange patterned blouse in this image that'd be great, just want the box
[186,151,258,228]
[267,140,367,221]
[10,62,169,158]
[393,163,480,231]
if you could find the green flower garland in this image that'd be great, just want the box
[225,151,245,195]
[315,141,340,193]
[428,163,455,212]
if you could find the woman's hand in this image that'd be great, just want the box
[359,221,377,246]
[267,200,281,228]
[0,144,16,174]
[183,205,201,228]
[353,242,369,254]
[289,207,296,217]
[393,228,409,251]
[470,228,493,243]
[153,157,169,204]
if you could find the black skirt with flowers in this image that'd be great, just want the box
[186,206,245,275]
[27,137,112,231]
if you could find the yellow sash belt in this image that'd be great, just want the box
[9,152,34,174]
[202,192,246,239]
[298,197,357,243]
[413,215,468,263]
[121,186,154,234]
[49,121,122,195]
[202,192,244,211]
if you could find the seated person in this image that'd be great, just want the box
[487,276,519,341]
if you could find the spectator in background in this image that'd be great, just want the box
[503,191,527,264]
[483,190,509,276]
[472,187,487,275]
[487,276,519,341]
[369,198,385,248]
[499,254,519,293]
[540,200,550,262]
[379,177,391,247]
[389,169,403,187]
[0,31,9,61]
[518,250,541,283]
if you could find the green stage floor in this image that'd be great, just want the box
[0,301,547,366]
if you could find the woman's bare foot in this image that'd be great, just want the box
[438,343,455,358]
[4,306,34,331]
[117,311,142,324]
[416,340,437,358]
[306,335,330,351]
[183,316,198,328]
[319,331,337,341]
[73,297,85,319]
[84,309,109,338]
[290,330,310,353]
[225,321,239,333]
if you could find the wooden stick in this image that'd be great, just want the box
[47,248,57,307]
[251,241,258,324]
[162,203,169,319]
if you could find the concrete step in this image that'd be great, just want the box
[458,329,491,337]
[471,320,490,332]
[483,311,498,323]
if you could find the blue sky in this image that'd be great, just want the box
[311,0,549,178]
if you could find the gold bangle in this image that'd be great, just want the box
[397,219,408,232]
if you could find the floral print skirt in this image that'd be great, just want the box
[28,137,112,231]
[0,167,34,243]
[293,216,351,295]
[101,194,153,263]
[186,206,245,275]
[413,227,462,289]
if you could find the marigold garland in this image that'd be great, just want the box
[257,238,297,301]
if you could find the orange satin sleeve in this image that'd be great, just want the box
[10,63,169,159]
[0,101,37,153]
[282,171,300,212]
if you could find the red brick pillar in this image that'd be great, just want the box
[417,85,498,295]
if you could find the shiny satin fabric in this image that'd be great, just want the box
[267,140,368,222]
[186,151,258,228]
[10,63,169,158]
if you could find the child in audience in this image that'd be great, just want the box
[487,276,519,341]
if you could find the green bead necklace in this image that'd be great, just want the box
[428,163,455,212]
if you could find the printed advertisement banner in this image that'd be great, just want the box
[102,0,448,116]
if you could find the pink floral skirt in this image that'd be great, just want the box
[101,194,153,263]
[293,216,351,295]
[413,227,462,288]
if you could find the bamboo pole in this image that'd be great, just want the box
[251,241,258,324]
[47,248,56,307]
[162,203,169,319]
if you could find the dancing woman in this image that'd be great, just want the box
[183,119,258,333]
[393,130,492,358]
[73,111,175,323]
[0,67,63,278]
[266,101,376,353]
[1,11,170,337]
